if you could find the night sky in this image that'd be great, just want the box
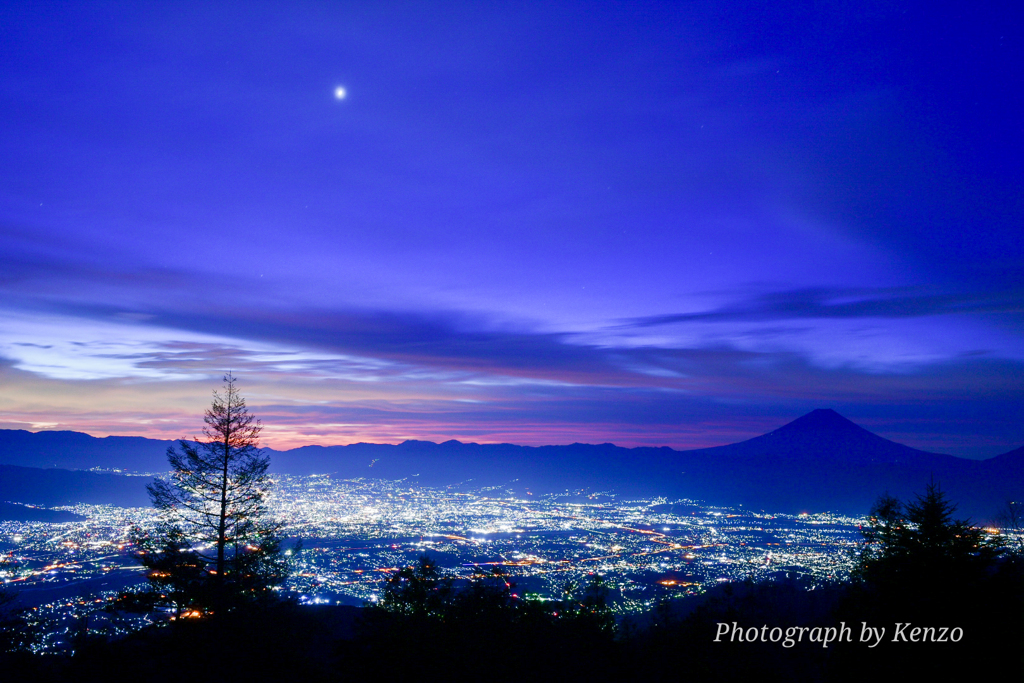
[1,2,1022,457]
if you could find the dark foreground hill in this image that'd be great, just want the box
[5,562,1021,683]
[2,410,1021,519]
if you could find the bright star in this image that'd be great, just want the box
[334,86,347,100]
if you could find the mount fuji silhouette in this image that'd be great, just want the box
[1,409,1020,520]
[704,408,948,463]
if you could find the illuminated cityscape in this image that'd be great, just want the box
[2,474,875,653]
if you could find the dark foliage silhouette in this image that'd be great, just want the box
[351,557,619,681]
[855,482,1005,605]
[827,483,1022,681]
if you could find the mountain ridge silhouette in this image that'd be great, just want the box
[1,410,1020,519]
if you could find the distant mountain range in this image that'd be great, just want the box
[1,410,1021,521]
[0,429,172,472]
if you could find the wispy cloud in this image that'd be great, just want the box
[627,286,1024,326]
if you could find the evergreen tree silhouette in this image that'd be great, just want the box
[138,374,284,614]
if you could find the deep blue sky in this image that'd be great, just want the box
[1,2,1022,456]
